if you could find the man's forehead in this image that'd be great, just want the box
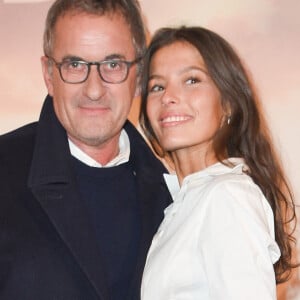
[52,11,136,60]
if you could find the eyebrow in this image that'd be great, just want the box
[104,54,126,61]
[61,55,83,62]
[61,54,127,62]
[179,65,208,75]
[149,65,208,81]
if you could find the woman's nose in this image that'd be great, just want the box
[161,86,179,106]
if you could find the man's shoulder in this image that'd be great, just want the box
[0,122,37,156]
[124,121,168,174]
[124,122,146,146]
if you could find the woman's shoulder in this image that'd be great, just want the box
[188,158,271,217]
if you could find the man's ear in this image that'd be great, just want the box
[41,56,54,96]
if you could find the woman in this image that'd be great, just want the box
[139,26,297,299]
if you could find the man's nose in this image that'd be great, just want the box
[83,65,106,101]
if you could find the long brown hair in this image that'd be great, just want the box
[139,26,298,283]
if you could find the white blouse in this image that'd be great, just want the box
[141,158,280,300]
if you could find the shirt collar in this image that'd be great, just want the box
[163,158,247,200]
[68,129,130,167]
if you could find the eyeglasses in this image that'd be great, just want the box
[46,56,141,84]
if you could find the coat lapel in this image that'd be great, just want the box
[28,96,109,299]
[124,122,172,299]
[30,182,109,299]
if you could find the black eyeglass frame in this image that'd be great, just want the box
[46,55,142,84]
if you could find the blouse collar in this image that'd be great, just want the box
[164,158,248,201]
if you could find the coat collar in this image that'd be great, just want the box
[28,95,171,299]
[28,95,109,299]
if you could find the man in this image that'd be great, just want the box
[0,1,171,299]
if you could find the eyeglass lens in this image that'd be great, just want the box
[60,60,130,84]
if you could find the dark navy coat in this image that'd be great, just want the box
[0,96,171,300]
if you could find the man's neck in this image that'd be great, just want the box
[68,130,130,168]
[68,136,120,166]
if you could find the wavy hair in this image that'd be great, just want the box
[139,26,298,283]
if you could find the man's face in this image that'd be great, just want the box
[42,12,138,151]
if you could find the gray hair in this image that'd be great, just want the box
[43,0,147,66]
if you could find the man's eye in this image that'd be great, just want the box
[106,61,122,70]
[65,61,85,70]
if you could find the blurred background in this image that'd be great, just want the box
[1,0,299,298]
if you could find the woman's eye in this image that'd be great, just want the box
[186,77,200,84]
[149,84,164,93]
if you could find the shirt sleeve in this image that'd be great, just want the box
[197,175,280,300]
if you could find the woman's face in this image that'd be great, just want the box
[146,41,225,157]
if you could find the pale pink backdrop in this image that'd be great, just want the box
[1,0,299,298]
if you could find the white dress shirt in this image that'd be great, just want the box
[141,158,280,300]
[68,129,130,167]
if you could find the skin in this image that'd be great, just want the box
[146,41,225,183]
[41,12,139,165]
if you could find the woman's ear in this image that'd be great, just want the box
[226,115,231,125]
[221,99,232,126]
